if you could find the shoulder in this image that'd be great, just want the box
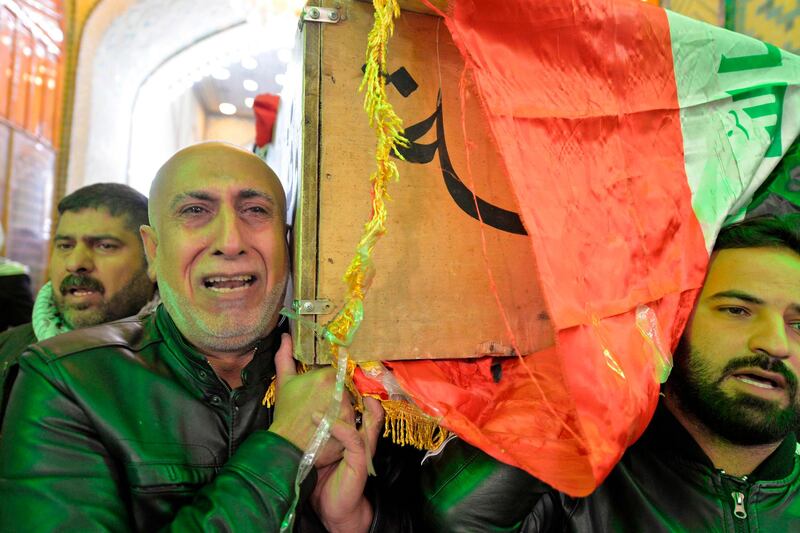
[0,322,36,364]
[0,322,35,345]
[29,314,162,365]
[12,315,166,398]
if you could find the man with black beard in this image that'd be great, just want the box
[418,215,800,531]
[0,183,155,380]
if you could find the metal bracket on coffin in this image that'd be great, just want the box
[293,299,334,315]
[303,6,340,23]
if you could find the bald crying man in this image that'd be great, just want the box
[0,142,411,532]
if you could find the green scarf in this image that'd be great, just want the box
[31,282,71,342]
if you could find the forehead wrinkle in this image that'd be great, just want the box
[168,191,218,212]
[55,210,140,240]
[54,231,134,245]
[151,143,286,228]
[84,234,126,242]
[238,189,275,204]
[706,248,800,299]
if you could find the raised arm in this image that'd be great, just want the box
[419,438,551,532]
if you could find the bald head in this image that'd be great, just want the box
[148,142,286,232]
[140,141,289,356]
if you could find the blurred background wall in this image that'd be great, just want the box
[0,0,796,289]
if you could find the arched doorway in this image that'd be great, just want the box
[67,0,250,193]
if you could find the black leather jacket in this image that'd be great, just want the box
[0,305,414,531]
[0,321,35,385]
[419,406,800,532]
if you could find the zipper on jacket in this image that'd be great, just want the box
[731,491,747,519]
[720,470,750,532]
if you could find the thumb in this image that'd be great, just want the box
[274,333,296,388]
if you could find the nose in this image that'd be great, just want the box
[748,313,792,360]
[211,207,246,258]
[65,243,95,273]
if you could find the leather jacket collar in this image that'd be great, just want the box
[153,305,281,401]
[641,401,798,482]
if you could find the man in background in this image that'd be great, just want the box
[0,183,155,378]
[420,215,800,531]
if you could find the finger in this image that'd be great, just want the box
[311,411,347,463]
[273,333,295,388]
[362,397,384,457]
[339,397,355,425]
[329,418,367,465]
[361,396,386,476]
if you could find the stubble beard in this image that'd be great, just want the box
[668,337,800,446]
[160,274,288,355]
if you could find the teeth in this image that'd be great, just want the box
[208,286,245,293]
[205,275,254,283]
[736,376,776,389]
[203,275,256,292]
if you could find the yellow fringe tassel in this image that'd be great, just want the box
[262,362,311,407]
[381,400,449,450]
[265,377,450,452]
[262,380,276,408]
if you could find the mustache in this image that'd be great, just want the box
[60,274,104,295]
[721,354,798,392]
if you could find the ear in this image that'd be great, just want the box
[285,225,294,270]
[139,224,158,282]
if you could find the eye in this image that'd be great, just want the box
[241,204,272,218]
[55,242,74,251]
[179,205,209,216]
[95,241,120,251]
[718,306,750,317]
[789,321,800,333]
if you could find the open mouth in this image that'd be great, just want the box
[66,286,101,297]
[731,371,786,390]
[61,274,104,297]
[202,274,256,293]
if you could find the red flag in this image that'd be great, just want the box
[254,93,280,147]
[372,0,800,496]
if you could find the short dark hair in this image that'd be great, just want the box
[57,183,148,232]
[713,214,800,256]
